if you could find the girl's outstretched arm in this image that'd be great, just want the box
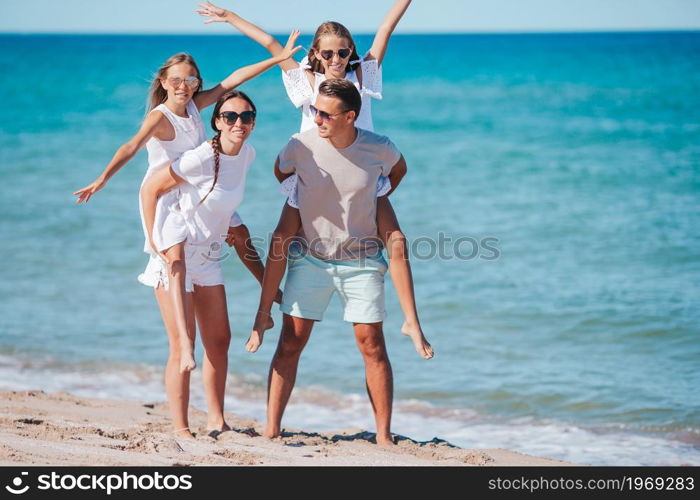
[73,111,168,203]
[366,0,412,66]
[194,30,302,109]
[196,1,301,73]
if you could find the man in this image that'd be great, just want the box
[263,79,407,446]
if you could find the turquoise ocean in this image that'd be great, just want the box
[1,32,699,465]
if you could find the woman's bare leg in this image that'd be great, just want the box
[154,285,196,439]
[163,242,196,373]
[193,284,231,432]
[376,196,434,359]
[247,203,301,353]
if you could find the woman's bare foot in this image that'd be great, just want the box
[179,349,196,373]
[401,320,434,359]
[206,421,231,437]
[173,427,196,440]
[246,310,274,353]
[375,433,396,446]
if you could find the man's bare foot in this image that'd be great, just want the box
[173,427,196,440]
[401,320,434,359]
[179,350,196,373]
[246,310,274,353]
[376,433,395,446]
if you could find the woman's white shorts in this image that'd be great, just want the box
[137,243,225,293]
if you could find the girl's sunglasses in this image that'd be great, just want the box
[218,110,256,125]
[319,48,352,61]
[166,76,200,89]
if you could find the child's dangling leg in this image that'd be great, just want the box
[376,196,434,360]
[162,241,196,372]
[247,202,301,353]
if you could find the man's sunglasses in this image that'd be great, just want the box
[318,48,352,61]
[218,110,256,125]
[309,105,350,121]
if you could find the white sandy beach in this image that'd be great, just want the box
[0,390,574,466]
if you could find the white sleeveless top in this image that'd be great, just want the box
[145,100,207,174]
[281,54,382,133]
[139,100,206,254]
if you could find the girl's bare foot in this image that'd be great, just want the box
[401,320,434,359]
[179,350,196,373]
[246,310,274,353]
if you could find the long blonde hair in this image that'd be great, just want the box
[307,22,361,75]
[146,53,203,113]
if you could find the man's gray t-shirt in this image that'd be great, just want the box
[278,127,401,261]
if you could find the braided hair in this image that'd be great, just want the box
[199,90,257,205]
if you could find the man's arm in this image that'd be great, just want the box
[274,156,294,183]
[385,154,407,196]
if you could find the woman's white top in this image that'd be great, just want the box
[139,100,206,253]
[152,141,254,251]
[280,54,390,207]
[281,54,382,133]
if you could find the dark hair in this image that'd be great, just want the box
[308,22,361,74]
[318,79,361,121]
[199,90,256,205]
[146,53,203,113]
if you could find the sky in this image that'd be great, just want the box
[1,0,700,34]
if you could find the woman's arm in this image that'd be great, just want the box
[365,0,411,66]
[140,165,184,258]
[73,112,167,203]
[194,30,302,109]
[196,1,301,73]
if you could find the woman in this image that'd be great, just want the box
[141,90,262,438]
[75,35,299,438]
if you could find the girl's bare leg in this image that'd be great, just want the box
[154,285,196,439]
[226,223,282,342]
[376,196,434,359]
[193,284,231,432]
[247,203,301,353]
[163,242,196,372]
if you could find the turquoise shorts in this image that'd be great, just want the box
[280,246,389,323]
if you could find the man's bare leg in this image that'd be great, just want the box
[353,321,394,446]
[264,313,315,438]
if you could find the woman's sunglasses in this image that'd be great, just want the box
[218,110,256,125]
[318,48,352,61]
[166,76,200,89]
